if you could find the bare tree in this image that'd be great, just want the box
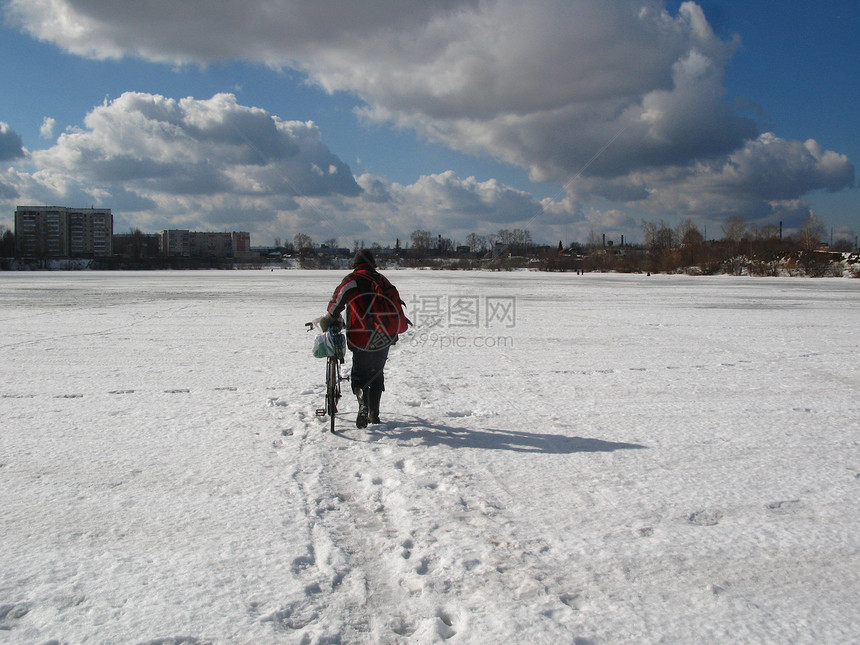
[831,238,853,252]
[677,219,703,246]
[509,229,533,255]
[794,214,825,251]
[465,232,487,254]
[410,230,432,254]
[0,225,15,257]
[491,228,533,255]
[294,233,314,251]
[127,227,149,259]
[721,216,747,248]
[437,237,455,255]
[753,224,780,241]
[641,220,675,251]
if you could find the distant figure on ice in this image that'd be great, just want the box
[320,249,409,428]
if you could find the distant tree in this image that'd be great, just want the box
[752,224,780,241]
[831,238,854,252]
[127,227,149,259]
[492,229,533,255]
[674,219,703,266]
[677,219,703,246]
[509,229,533,255]
[437,236,456,255]
[793,214,825,251]
[294,233,314,251]
[496,229,513,247]
[721,216,747,251]
[641,220,675,251]
[465,232,488,254]
[0,225,14,257]
[682,228,704,246]
[322,238,337,248]
[410,230,432,254]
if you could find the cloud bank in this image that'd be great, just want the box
[0,121,25,160]
[5,92,541,242]
[4,0,855,241]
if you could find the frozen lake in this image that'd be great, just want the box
[1,270,859,643]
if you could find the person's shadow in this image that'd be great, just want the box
[357,415,646,454]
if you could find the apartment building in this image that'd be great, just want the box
[14,206,113,258]
[160,230,252,258]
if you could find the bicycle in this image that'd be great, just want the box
[306,316,349,433]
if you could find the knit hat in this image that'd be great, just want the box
[352,248,376,268]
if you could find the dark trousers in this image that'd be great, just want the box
[350,345,389,394]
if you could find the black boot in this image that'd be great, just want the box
[368,389,382,424]
[355,388,369,428]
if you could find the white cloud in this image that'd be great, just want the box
[3,93,564,243]
[581,132,855,223]
[708,134,855,199]
[0,121,25,160]
[402,171,541,226]
[0,1,752,182]
[1,92,361,235]
[4,0,473,63]
[40,117,56,140]
[3,0,855,237]
[0,167,22,201]
[27,91,359,211]
[265,170,579,247]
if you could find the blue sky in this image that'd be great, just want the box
[1,0,856,248]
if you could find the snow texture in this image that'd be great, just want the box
[1,270,859,644]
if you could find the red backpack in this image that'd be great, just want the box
[365,271,410,334]
[346,269,409,348]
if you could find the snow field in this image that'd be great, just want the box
[1,270,859,644]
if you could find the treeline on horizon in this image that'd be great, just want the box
[1,214,858,276]
[277,214,859,277]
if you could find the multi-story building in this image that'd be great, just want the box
[15,206,113,258]
[231,231,251,257]
[69,209,112,257]
[112,231,161,258]
[159,229,192,257]
[190,231,233,258]
[160,230,252,258]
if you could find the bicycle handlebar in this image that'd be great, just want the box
[305,316,345,333]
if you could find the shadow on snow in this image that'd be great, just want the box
[353,415,647,454]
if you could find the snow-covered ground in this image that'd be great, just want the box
[1,270,858,644]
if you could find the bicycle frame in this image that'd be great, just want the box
[307,318,349,433]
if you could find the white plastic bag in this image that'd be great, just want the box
[313,333,332,358]
[313,330,345,358]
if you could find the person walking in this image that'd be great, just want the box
[320,249,408,428]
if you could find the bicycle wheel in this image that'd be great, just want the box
[326,358,338,433]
